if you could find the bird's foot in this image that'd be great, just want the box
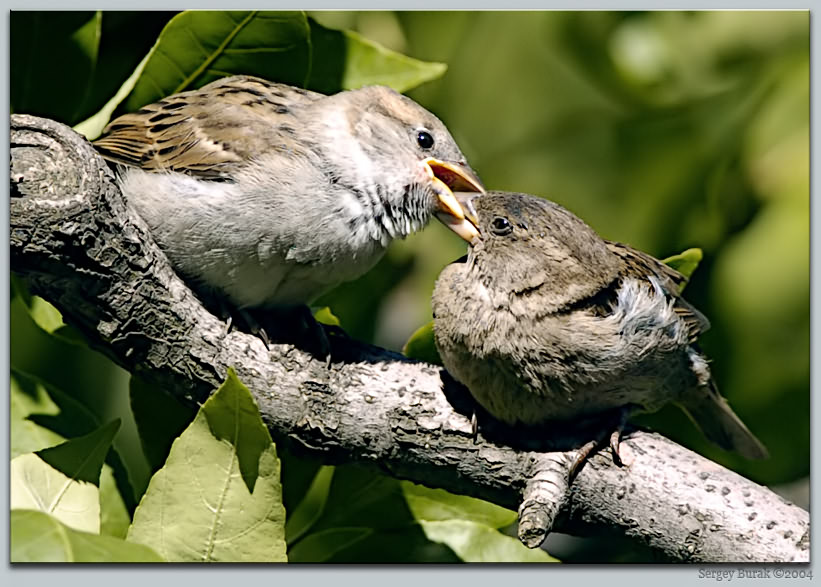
[218,303,271,349]
[238,308,271,350]
[569,407,634,479]
[219,304,337,363]
[569,439,600,479]
[297,306,335,368]
[608,408,631,467]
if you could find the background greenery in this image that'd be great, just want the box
[10,10,808,562]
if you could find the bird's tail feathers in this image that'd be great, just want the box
[678,382,768,460]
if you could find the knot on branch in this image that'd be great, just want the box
[11,114,112,209]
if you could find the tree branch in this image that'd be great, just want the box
[9,114,809,563]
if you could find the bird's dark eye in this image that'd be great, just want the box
[490,216,513,236]
[416,130,434,150]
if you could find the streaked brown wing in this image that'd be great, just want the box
[94,75,323,179]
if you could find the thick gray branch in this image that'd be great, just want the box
[9,114,809,562]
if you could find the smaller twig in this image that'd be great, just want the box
[518,451,576,548]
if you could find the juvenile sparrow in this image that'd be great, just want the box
[93,75,483,340]
[432,191,767,460]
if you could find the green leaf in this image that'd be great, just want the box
[11,454,101,534]
[418,520,558,563]
[11,510,164,563]
[402,320,442,365]
[78,12,176,127]
[279,448,324,516]
[285,465,334,544]
[307,18,447,93]
[98,467,131,539]
[313,306,342,327]
[11,288,141,505]
[288,528,374,563]
[121,11,311,112]
[12,287,86,345]
[10,11,102,124]
[127,368,287,562]
[129,375,194,472]
[10,368,137,513]
[402,482,557,562]
[662,247,703,284]
[200,368,276,493]
[27,296,64,334]
[402,481,516,528]
[10,373,64,457]
[11,273,30,305]
[10,373,130,538]
[115,10,447,118]
[36,419,121,487]
[287,465,458,563]
[75,51,150,140]
[10,420,120,533]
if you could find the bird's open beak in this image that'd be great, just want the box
[424,157,484,243]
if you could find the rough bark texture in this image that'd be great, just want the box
[9,114,809,563]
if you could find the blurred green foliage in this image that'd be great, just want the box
[9,10,808,562]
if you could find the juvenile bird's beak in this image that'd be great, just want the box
[424,157,484,243]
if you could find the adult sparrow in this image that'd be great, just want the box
[432,191,767,460]
[94,75,483,345]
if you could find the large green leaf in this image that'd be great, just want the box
[307,18,446,93]
[11,510,163,563]
[402,482,557,563]
[10,421,120,533]
[10,11,102,124]
[127,368,287,562]
[121,11,312,112]
[117,10,448,116]
[79,10,447,146]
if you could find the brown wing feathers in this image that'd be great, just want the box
[93,76,322,178]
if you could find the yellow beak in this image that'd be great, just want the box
[424,157,485,243]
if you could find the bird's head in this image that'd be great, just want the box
[459,191,618,307]
[312,86,484,242]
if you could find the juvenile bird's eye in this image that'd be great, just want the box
[416,130,435,150]
[490,216,513,236]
